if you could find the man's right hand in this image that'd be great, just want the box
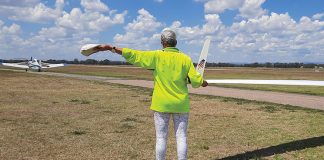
[202,80,208,87]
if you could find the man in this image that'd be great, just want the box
[92,30,208,160]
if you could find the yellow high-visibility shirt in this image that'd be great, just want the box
[122,47,204,113]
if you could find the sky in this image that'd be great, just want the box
[0,0,323,63]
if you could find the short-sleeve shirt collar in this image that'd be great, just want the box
[163,47,179,53]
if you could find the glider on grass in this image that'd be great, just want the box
[196,38,324,87]
[0,57,67,72]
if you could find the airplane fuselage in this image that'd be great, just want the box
[27,59,42,72]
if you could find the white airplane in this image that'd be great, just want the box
[197,38,324,87]
[0,57,67,72]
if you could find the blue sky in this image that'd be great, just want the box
[0,0,323,63]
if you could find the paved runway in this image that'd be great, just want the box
[30,71,324,111]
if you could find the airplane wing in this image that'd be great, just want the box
[41,63,68,68]
[0,62,29,69]
[206,79,324,86]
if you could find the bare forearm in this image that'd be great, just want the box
[95,44,123,55]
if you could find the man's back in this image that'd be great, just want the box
[122,47,203,113]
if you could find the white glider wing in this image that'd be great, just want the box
[196,38,211,76]
[41,63,67,68]
[206,79,324,86]
[1,63,29,69]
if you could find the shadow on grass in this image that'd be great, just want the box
[217,136,324,160]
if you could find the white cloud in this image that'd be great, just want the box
[0,0,40,7]
[168,14,224,43]
[204,0,244,13]
[125,9,162,33]
[38,27,67,39]
[202,0,267,19]
[57,8,127,32]
[312,13,324,20]
[55,0,65,11]
[230,13,296,34]
[80,0,109,12]
[1,23,21,35]
[217,13,324,62]
[114,11,224,58]
[238,0,267,19]
[202,14,223,34]
[113,10,222,51]
[154,0,163,3]
[298,16,324,32]
[114,9,162,47]
[0,0,64,23]
[0,1,127,60]
[1,0,323,63]
[0,23,25,58]
[113,8,224,55]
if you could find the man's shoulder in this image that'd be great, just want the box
[178,52,192,61]
[155,49,192,61]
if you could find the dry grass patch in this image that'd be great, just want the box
[0,70,323,159]
[50,65,154,80]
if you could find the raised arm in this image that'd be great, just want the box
[93,44,123,55]
[92,44,157,69]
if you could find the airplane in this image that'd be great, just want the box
[0,57,68,72]
[196,38,324,87]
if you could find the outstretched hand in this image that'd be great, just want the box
[202,80,208,87]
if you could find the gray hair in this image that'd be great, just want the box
[161,30,177,47]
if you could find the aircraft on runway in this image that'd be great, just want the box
[0,57,67,72]
[197,38,324,87]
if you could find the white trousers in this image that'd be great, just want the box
[154,112,189,160]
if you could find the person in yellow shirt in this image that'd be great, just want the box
[92,30,208,160]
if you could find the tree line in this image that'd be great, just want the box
[204,62,324,68]
[2,58,323,68]
[50,59,323,68]
[45,59,130,65]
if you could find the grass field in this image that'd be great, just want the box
[49,65,324,96]
[0,70,323,159]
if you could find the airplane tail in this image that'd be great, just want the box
[196,38,211,77]
[39,60,42,67]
